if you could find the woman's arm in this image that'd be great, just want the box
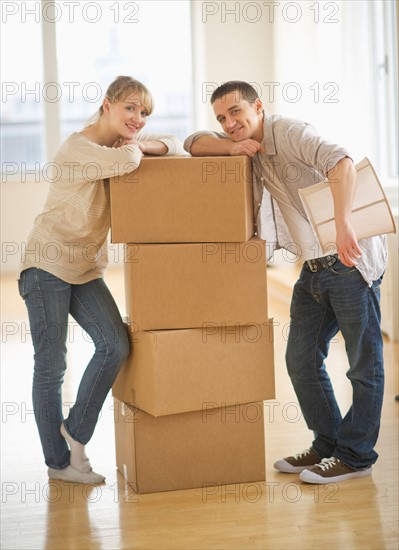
[136,133,185,156]
[61,134,143,182]
[138,140,168,155]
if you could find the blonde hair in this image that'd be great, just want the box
[87,76,154,126]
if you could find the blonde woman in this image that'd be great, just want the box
[18,76,183,484]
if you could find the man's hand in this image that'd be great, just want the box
[228,139,264,157]
[335,223,362,267]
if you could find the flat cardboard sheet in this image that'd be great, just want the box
[298,157,396,251]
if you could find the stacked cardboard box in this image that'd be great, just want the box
[109,156,275,494]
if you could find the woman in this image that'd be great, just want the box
[18,76,183,484]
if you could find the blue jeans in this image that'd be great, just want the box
[285,260,384,469]
[18,268,129,469]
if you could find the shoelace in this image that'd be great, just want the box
[293,448,312,459]
[316,457,340,471]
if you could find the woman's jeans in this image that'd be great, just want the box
[286,260,384,470]
[18,268,129,469]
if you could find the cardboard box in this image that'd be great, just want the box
[113,398,266,494]
[112,322,275,416]
[124,236,268,330]
[109,155,254,243]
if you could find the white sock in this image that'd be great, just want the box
[48,466,105,484]
[60,422,92,474]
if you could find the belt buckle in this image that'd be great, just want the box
[325,254,338,268]
[307,259,319,272]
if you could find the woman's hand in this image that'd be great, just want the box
[113,137,140,148]
[136,140,168,155]
[113,138,167,155]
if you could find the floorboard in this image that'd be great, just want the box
[1,268,398,550]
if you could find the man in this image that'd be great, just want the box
[184,81,386,484]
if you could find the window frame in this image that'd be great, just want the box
[42,0,61,162]
[370,0,398,206]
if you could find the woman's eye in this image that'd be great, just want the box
[141,111,148,117]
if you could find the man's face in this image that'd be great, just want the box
[212,92,264,142]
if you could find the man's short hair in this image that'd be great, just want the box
[210,81,259,104]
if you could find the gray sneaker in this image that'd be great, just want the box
[300,457,372,484]
[274,448,321,473]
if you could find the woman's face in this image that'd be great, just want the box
[104,92,149,139]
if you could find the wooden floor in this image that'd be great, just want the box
[1,267,398,550]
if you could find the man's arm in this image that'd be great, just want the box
[328,157,362,267]
[185,132,263,157]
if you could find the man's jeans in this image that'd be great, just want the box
[286,260,384,469]
[18,268,129,469]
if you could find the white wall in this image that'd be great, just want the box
[1,180,48,276]
[380,216,399,340]
[191,1,274,130]
[0,179,126,276]
[271,0,376,164]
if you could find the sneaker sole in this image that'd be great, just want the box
[300,466,372,484]
[273,459,314,473]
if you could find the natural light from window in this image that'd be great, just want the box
[1,0,193,169]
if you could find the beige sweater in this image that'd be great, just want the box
[19,132,183,284]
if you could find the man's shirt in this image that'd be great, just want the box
[184,114,387,285]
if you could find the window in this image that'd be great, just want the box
[1,0,193,176]
[371,0,398,181]
[1,4,45,170]
[56,0,193,141]
[270,0,397,199]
